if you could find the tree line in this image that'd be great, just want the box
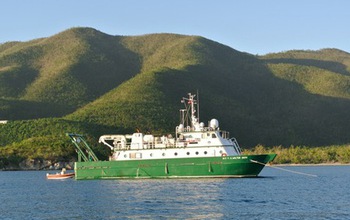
[243,145,350,164]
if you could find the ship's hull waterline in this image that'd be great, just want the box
[74,154,276,180]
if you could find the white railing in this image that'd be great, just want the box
[231,138,242,154]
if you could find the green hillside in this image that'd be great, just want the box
[1,27,350,167]
[258,49,350,145]
[0,28,141,119]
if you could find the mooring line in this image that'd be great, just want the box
[250,159,318,177]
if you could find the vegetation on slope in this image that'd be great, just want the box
[262,49,350,99]
[65,69,174,134]
[244,144,350,164]
[1,28,350,168]
[0,118,112,169]
[0,28,141,118]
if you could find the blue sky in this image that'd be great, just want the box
[1,0,349,55]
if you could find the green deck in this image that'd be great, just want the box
[74,154,276,180]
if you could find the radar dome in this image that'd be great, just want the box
[210,119,219,129]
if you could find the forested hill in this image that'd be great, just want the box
[1,27,350,154]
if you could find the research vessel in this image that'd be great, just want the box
[68,93,276,180]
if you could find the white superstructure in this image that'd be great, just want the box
[99,93,242,161]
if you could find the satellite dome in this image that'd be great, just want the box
[210,119,219,129]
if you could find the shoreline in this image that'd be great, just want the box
[271,162,350,167]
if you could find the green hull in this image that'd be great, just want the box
[74,154,277,180]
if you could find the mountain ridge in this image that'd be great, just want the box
[1,27,350,156]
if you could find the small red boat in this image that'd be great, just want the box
[46,168,75,179]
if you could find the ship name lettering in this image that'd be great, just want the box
[138,164,150,168]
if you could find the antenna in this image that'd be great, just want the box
[180,92,201,129]
[197,90,200,123]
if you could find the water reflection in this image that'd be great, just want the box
[1,166,350,219]
[99,179,227,219]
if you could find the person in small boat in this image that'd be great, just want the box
[60,168,66,175]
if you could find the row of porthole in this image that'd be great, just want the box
[123,151,209,158]
[163,151,208,156]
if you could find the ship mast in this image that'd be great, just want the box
[181,93,200,131]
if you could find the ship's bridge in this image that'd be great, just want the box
[178,129,231,147]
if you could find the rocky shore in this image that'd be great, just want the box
[0,158,75,171]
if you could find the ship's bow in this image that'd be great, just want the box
[245,153,277,176]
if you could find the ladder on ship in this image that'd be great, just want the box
[66,133,99,162]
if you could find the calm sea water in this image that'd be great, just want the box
[0,166,349,220]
